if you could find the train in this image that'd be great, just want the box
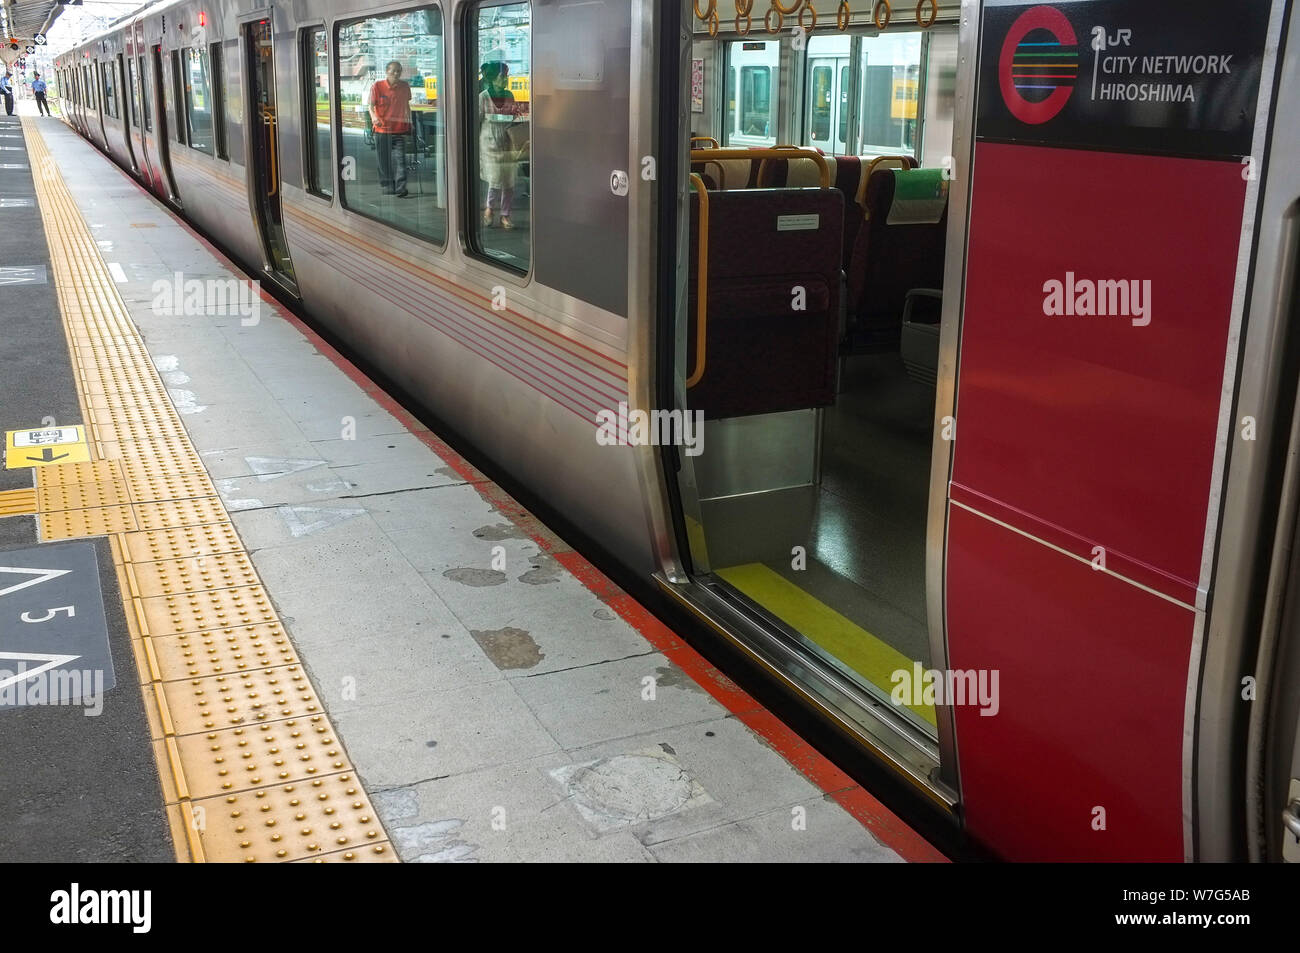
[53,0,1300,862]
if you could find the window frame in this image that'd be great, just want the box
[169,50,186,145]
[209,41,227,159]
[182,45,215,156]
[332,2,449,247]
[299,24,333,201]
[101,60,117,119]
[460,0,533,277]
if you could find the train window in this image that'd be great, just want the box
[465,0,531,272]
[138,56,152,132]
[101,61,117,119]
[162,50,178,141]
[184,46,215,155]
[856,32,922,156]
[301,27,332,198]
[724,40,778,147]
[335,6,447,244]
[209,42,227,159]
[126,55,139,128]
[170,51,185,144]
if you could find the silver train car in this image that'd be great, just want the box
[55,0,1300,863]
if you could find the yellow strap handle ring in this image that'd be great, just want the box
[694,0,716,21]
[736,10,753,35]
[772,0,802,12]
[837,0,851,30]
[916,0,937,28]
[736,0,755,14]
[873,0,892,29]
[765,4,784,32]
[799,1,818,32]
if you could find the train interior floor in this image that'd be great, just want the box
[707,352,937,732]
[0,106,939,863]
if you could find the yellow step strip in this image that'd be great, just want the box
[716,563,937,727]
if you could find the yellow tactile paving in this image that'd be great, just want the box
[133,496,228,531]
[136,585,279,637]
[40,502,138,538]
[122,523,245,563]
[36,477,129,512]
[147,623,300,681]
[0,487,37,516]
[127,552,261,598]
[176,716,352,800]
[165,666,323,734]
[193,774,391,864]
[21,118,392,862]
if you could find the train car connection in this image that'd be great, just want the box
[53,0,1300,862]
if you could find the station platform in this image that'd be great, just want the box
[0,105,942,863]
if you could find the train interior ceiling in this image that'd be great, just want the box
[684,2,958,733]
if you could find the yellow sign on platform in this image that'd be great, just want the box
[4,426,91,469]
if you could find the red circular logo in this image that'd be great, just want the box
[999,5,1078,125]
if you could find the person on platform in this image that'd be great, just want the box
[0,72,14,116]
[367,60,412,198]
[32,72,49,116]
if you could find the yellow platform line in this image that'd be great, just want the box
[24,119,393,863]
[716,563,937,727]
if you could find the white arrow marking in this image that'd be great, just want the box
[278,505,364,538]
[0,652,81,691]
[0,565,70,598]
[246,456,327,482]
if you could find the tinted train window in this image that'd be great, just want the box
[184,46,215,155]
[302,27,332,198]
[170,51,185,143]
[466,1,531,272]
[336,6,446,243]
[209,43,227,158]
[138,56,152,131]
[102,62,117,118]
[126,55,139,127]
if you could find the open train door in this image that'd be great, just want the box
[242,15,297,293]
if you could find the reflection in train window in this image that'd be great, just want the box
[336,6,447,244]
[138,56,152,132]
[209,42,227,158]
[302,27,332,198]
[467,0,531,272]
[184,47,215,155]
[724,40,778,147]
[102,61,117,119]
[126,55,139,128]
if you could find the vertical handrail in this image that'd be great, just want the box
[686,173,709,389]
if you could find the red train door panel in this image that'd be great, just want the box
[949,0,1275,859]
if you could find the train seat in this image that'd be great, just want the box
[846,166,948,352]
[687,187,845,420]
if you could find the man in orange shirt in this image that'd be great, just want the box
[368,60,412,197]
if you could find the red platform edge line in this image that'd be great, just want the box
[100,139,947,864]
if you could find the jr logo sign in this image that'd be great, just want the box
[998,5,1078,125]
